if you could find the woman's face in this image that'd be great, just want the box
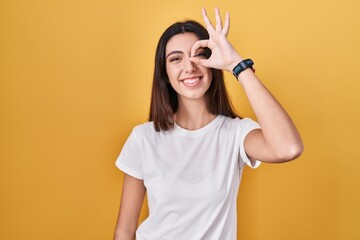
[165,32,212,102]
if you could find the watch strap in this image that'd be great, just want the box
[232,59,254,79]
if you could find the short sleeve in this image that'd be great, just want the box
[239,118,261,169]
[115,128,144,179]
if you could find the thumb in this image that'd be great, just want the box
[189,57,210,68]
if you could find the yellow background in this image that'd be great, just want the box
[1,0,359,239]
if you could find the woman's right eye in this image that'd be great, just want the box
[169,57,181,62]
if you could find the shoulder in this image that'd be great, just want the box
[132,121,157,136]
[219,115,259,130]
[131,121,172,140]
[216,116,260,141]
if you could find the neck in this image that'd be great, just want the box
[174,98,216,130]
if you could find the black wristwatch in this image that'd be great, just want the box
[232,59,254,79]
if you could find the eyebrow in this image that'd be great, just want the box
[166,50,183,59]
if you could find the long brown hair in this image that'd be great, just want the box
[149,20,239,132]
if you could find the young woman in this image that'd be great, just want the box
[114,8,303,240]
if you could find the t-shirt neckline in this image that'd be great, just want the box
[173,115,223,137]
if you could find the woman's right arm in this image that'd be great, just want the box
[114,173,146,240]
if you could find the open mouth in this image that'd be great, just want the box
[182,77,202,87]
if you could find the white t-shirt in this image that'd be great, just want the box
[116,115,260,240]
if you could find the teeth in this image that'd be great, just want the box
[183,77,200,85]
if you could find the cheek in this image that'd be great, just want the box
[166,65,180,81]
[202,67,213,82]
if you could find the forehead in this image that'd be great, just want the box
[165,32,199,54]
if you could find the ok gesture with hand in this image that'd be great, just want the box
[190,8,243,72]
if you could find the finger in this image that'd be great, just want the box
[189,57,210,68]
[222,12,230,36]
[215,7,222,32]
[190,39,209,56]
[201,8,215,34]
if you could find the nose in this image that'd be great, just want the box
[183,57,197,73]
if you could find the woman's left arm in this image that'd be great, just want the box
[191,8,303,163]
[236,68,303,163]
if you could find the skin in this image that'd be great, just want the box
[165,32,212,101]
[114,7,304,240]
[165,32,216,130]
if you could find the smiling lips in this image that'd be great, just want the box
[181,76,202,87]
